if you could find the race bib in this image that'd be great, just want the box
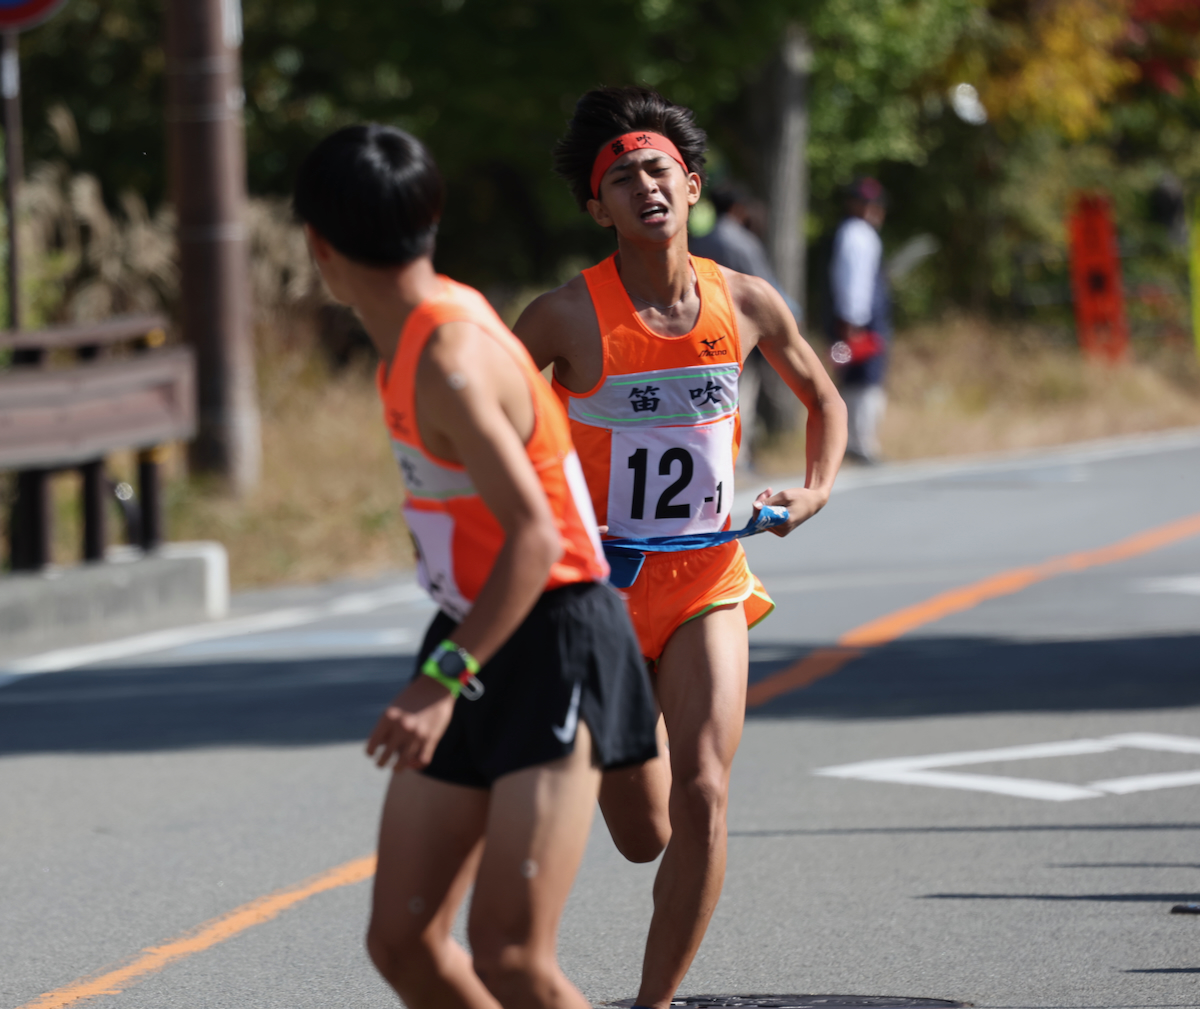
[606,417,735,538]
[402,506,471,621]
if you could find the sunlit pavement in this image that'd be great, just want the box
[3,428,1200,1009]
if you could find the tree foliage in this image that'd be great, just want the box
[18,0,979,293]
[12,0,1199,321]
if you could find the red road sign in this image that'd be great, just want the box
[1068,193,1129,363]
[0,0,68,32]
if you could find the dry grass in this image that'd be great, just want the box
[881,316,1200,460]
[165,339,410,588]
[754,315,1200,474]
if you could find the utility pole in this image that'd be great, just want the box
[758,22,813,437]
[165,0,260,495]
[766,22,813,311]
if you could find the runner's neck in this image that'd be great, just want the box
[614,240,699,334]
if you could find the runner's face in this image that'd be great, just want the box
[588,149,700,241]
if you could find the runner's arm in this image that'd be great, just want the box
[513,279,601,393]
[366,322,563,769]
[513,291,562,370]
[734,273,848,535]
[419,323,563,665]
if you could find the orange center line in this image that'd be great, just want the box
[19,855,377,1009]
[746,511,1200,708]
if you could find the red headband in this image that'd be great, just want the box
[590,131,688,200]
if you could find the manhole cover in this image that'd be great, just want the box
[607,998,969,1009]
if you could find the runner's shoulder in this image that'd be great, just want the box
[514,275,600,361]
[517,275,593,331]
[421,319,511,390]
[717,265,791,329]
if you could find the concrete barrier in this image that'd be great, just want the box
[0,542,228,662]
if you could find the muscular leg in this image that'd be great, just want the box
[468,721,603,1009]
[599,714,672,862]
[636,603,748,1009]
[367,770,495,1009]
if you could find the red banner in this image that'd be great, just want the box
[1068,193,1129,363]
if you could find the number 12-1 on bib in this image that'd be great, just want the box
[606,417,735,538]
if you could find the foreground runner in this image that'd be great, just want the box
[295,124,659,1009]
[515,87,847,1008]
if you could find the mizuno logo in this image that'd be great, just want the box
[699,337,728,358]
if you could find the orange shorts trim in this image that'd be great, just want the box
[615,540,776,662]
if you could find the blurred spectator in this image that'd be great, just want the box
[690,183,801,470]
[827,177,890,464]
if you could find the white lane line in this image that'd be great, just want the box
[734,424,1200,510]
[164,629,414,658]
[1092,770,1200,795]
[0,583,428,682]
[815,733,1200,802]
[1132,575,1200,595]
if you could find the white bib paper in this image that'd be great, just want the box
[402,507,471,621]
[606,417,735,538]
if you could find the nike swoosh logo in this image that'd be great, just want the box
[552,682,582,744]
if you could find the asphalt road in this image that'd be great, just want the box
[4,428,1200,1009]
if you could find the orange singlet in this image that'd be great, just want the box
[379,278,608,620]
[554,253,774,661]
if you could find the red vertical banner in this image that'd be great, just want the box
[1067,193,1129,362]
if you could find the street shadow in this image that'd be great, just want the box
[4,630,1198,756]
[728,824,1200,838]
[922,892,1200,902]
[1124,969,1200,974]
[746,634,1200,719]
[0,655,415,755]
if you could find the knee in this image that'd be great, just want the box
[672,768,729,838]
[607,807,671,863]
[365,919,435,988]
[469,931,557,1002]
[615,823,671,864]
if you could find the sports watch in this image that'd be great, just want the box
[421,640,484,700]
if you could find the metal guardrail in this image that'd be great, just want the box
[1,314,197,571]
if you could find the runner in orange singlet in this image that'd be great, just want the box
[515,87,847,1009]
[560,253,775,659]
[296,124,658,1009]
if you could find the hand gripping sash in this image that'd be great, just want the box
[602,505,789,588]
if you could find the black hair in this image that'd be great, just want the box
[293,124,444,267]
[553,86,708,211]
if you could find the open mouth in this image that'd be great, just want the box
[640,203,668,222]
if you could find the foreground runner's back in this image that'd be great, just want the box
[295,122,658,1009]
[382,278,604,621]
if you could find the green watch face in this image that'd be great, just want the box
[437,648,467,680]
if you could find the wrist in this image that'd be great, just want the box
[421,640,484,700]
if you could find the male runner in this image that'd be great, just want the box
[514,87,848,1008]
[295,123,659,1009]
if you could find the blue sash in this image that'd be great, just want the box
[602,505,789,588]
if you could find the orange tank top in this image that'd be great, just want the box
[553,253,743,539]
[379,278,607,620]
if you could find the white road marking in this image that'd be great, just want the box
[735,424,1200,508]
[0,583,429,684]
[164,629,414,658]
[1132,575,1200,595]
[815,733,1200,802]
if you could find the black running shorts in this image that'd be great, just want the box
[416,581,659,789]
